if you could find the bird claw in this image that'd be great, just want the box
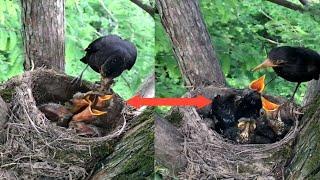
[71,76,82,87]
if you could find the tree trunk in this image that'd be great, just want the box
[91,109,154,179]
[0,96,8,129]
[303,80,320,106]
[156,0,226,88]
[21,0,65,71]
[155,115,187,174]
[286,96,320,179]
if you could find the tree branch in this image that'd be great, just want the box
[299,0,309,6]
[130,0,156,17]
[266,0,305,12]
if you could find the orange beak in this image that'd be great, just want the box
[70,98,90,113]
[72,102,107,122]
[261,96,280,111]
[249,75,266,93]
[252,58,278,72]
[95,95,112,108]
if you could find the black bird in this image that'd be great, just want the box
[73,35,137,91]
[252,46,320,100]
[211,89,262,141]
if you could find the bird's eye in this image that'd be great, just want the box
[276,59,286,65]
[259,109,265,116]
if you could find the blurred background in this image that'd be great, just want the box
[0,0,155,100]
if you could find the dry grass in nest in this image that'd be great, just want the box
[0,69,136,179]
[177,87,301,179]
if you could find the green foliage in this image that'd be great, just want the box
[0,0,154,100]
[0,0,23,82]
[199,0,320,103]
[155,16,186,98]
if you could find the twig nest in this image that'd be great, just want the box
[177,85,301,179]
[0,69,132,179]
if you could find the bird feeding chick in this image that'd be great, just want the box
[252,46,320,100]
[72,35,137,93]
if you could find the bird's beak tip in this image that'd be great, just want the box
[252,58,275,72]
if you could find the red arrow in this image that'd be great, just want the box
[126,95,212,109]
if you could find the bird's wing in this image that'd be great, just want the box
[100,50,127,78]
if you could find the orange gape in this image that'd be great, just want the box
[249,75,265,93]
[95,95,112,108]
[70,98,90,113]
[261,96,280,111]
[70,93,111,122]
[72,102,107,122]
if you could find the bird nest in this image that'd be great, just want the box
[0,69,135,179]
[175,86,302,179]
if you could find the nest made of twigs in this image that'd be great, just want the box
[0,69,135,179]
[177,86,301,179]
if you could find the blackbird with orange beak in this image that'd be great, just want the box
[252,46,320,100]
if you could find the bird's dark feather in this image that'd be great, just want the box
[269,46,320,82]
[80,35,137,79]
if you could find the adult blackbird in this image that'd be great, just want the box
[72,35,137,91]
[252,46,320,100]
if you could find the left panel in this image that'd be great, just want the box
[0,0,155,179]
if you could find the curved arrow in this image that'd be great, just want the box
[126,95,212,109]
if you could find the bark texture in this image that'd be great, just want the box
[91,109,154,179]
[0,96,8,128]
[155,115,187,175]
[156,0,226,87]
[21,0,65,71]
[303,80,320,106]
[266,0,304,11]
[286,96,320,179]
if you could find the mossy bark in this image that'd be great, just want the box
[91,109,154,179]
[286,96,320,179]
[156,0,226,87]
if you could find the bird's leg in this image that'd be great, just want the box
[71,64,89,87]
[100,77,114,93]
[290,82,301,102]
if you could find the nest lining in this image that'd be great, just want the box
[0,69,135,179]
[177,86,301,179]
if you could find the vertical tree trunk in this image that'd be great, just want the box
[21,0,65,72]
[156,0,226,88]
[286,96,320,179]
[303,80,320,106]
